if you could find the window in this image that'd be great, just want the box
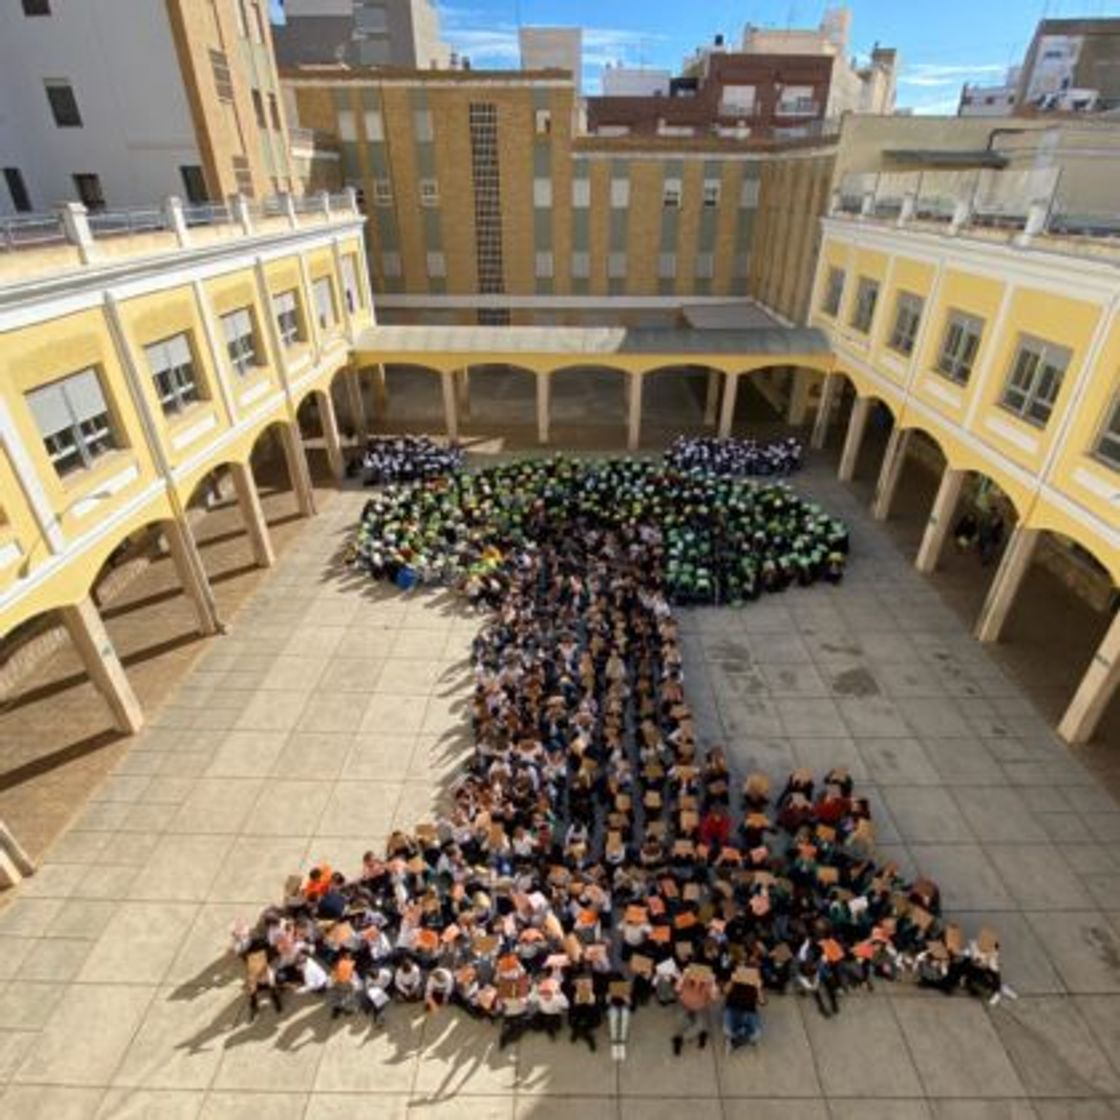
[72,173,104,211]
[145,334,201,417]
[45,80,81,127]
[234,0,248,36]
[414,109,433,142]
[381,251,402,278]
[535,251,553,279]
[535,108,552,136]
[231,156,253,197]
[658,253,677,280]
[419,178,439,207]
[888,292,923,356]
[740,178,760,208]
[571,251,590,279]
[822,266,845,316]
[312,277,336,331]
[936,311,984,386]
[4,168,32,212]
[850,277,879,334]
[572,178,590,208]
[273,289,302,347]
[22,0,51,15]
[341,254,361,311]
[249,0,265,43]
[27,368,117,477]
[251,89,266,129]
[533,178,552,207]
[179,165,208,204]
[662,178,682,209]
[268,95,282,131]
[221,308,258,377]
[1001,336,1070,428]
[426,251,446,278]
[695,253,714,280]
[610,178,630,208]
[1094,395,1120,470]
[608,252,626,280]
[210,50,233,102]
[373,179,393,207]
[702,180,721,208]
[356,3,388,32]
[733,252,750,278]
[364,110,383,141]
[338,110,357,142]
[720,84,757,115]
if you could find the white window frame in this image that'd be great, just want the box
[935,310,984,386]
[535,108,552,135]
[850,276,879,334]
[571,251,590,279]
[414,109,433,142]
[145,333,201,417]
[608,252,626,280]
[312,277,336,332]
[662,178,682,209]
[221,307,258,377]
[610,178,630,208]
[364,109,384,141]
[337,109,357,142]
[658,253,677,280]
[426,251,446,278]
[535,251,554,279]
[533,177,552,207]
[1000,335,1070,429]
[419,178,439,207]
[822,266,845,316]
[373,179,393,207]
[341,254,361,312]
[273,289,302,348]
[572,178,590,208]
[887,292,923,357]
[26,367,117,477]
[1094,393,1120,471]
[702,180,721,208]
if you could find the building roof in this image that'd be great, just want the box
[882,149,1010,169]
[280,64,573,85]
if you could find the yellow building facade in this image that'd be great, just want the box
[1,193,372,730]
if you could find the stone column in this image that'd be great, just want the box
[229,461,275,568]
[704,369,721,426]
[441,370,459,442]
[456,368,471,420]
[974,525,1039,642]
[345,368,368,441]
[279,421,317,517]
[871,427,911,521]
[1058,611,1120,745]
[838,395,872,482]
[371,364,389,420]
[786,368,812,427]
[811,372,840,450]
[163,517,219,635]
[915,467,966,575]
[318,390,346,481]
[536,372,551,446]
[627,373,643,452]
[718,373,740,439]
[59,596,143,734]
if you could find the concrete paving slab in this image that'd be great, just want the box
[1025,913,1120,995]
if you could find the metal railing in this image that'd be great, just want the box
[182,202,233,228]
[0,212,67,252]
[87,207,168,238]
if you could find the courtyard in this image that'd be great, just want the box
[0,384,1119,1116]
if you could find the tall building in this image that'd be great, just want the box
[273,0,450,69]
[519,27,583,93]
[0,0,295,215]
[958,68,1020,117]
[282,65,835,327]
[1015,18,1120,112]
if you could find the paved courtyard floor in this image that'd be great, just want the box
[1,453,1119,1120]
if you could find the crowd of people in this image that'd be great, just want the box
[665,436,804,478]
[356,435,464,486]
[234,449,1008,1055]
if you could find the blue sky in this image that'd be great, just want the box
[271,1,1120,113]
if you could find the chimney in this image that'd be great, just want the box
[463,57,472,70]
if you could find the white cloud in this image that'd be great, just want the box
[909,95,966,116]
[899,62,1008,89]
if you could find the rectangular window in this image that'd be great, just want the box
[608,252,626,280]
[337,109,357,142]
[419,178,439,207]
[221,308,258,377]
[610,178,630,208]
[426,251,446,278]
[533,178,552,207]
[249,0,264,43]
[740,178,760,208]
[702,180,721,208]
[3,168,32,212]
[273,289,302,347]
[935,311,984,386]
[373,178,393,207]
[413,109,433,142]
[341,254,361,311]
[27,368,117,477]
[72,173,104,211]
[572,178,590,208]
[145,334,201,417]
[822,266,845,316]
[381,251,402,278]
[234,0,248,36]
[355,3,388,32]
[535,108,552,135]
[1000,335,1071,428]
[662,178,682,209]
[45,79,81,127]
[251,89,266,129]
[231,156,253,197]
[180,165,208,204]
[720,84,757,115]
[268,95,282,131]
[22,0,51,14]
[888,292,924,357]
[1095,394,1120,471]
[850,277,879,334]
[312,277,336,331]
[571,251,590,279]
[658,253,677,280]
[209,50,233,102]
[695,253,714,280]
[534,252,554,279]
[364,110,383,141]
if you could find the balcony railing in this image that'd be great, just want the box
[777,99,820,116]
[0,213,67,252]
[87,208,169,237]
